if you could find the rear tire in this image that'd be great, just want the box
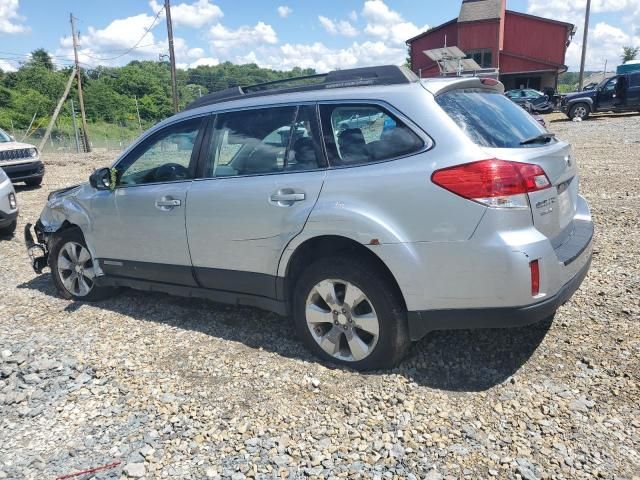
[49,228,117,301]
[569,103,590,120]
[24,178,42,187]
[0,219,16,238]
[293,255,410,370]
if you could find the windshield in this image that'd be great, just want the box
[436,88,550,148]
[597,77,616,90]
[0,128,11,143]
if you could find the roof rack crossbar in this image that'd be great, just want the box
[185,65,418,111]
[242,73,328,93]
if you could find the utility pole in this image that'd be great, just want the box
[165,0,179,113]
[578,0,591,91]
[39,68,76,152]
[70,13,91,152]
[70,99,81,153]
[134,95,142,130]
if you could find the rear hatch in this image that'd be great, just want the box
[484,142,578,244]
[434,84,578,245]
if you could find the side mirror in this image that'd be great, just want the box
[89,167,113,191]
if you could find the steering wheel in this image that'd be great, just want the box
[154,163,190,182]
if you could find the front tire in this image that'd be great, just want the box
[293,255,410,370]
[49,228,116,301]
[569,103,590,120]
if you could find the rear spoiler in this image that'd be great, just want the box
[421,77,505,96]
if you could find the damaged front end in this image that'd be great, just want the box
[24,221,48,273]
[24,183,90,274]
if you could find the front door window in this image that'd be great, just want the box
[117,118,202,186]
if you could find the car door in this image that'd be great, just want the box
[627,73,640,107]
[598,76,618,110]
[88,116,206,286]
[185,104,326,298]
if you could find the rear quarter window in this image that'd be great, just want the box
[436,88,550,148]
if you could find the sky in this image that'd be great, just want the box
[0,0,639,74]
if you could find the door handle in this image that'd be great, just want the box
[155,198,182,209]
[270,193,305,202]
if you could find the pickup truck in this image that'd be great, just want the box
[561,71,640,120]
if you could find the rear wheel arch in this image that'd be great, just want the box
[282,235,407,312]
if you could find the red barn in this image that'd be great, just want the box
[406,0,575,90]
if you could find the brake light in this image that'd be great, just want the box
[431,159,551,208]
[480,78,499,86]
[530,260,540,296]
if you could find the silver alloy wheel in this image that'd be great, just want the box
[305,279,380,362]
[573,105,588,119]
[57,241,96,297]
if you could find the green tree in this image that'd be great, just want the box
[621,46,639,63]
[28,48,55,71]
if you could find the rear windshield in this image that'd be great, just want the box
[436,88,550,148]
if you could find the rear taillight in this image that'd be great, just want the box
[431,159,551,208]
[530,259,540,296]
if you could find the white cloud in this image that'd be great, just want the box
[208,21,278,52]
[349,10,358,22]
[0,59,18,72]
[318,16,358,37]
[55,9,212,68]
[526,0,640,70]
[277,5,292,18]
[57,13,165,65]
[236,40,406,72]
[528,0,640,20]
[361,0,427,45]
[565,21,640,70]
[0,0,28,33]
[190,56,220,67]
[149,0,223,28]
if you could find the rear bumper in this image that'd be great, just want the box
[407,254,591,340]
[3,161,44,182]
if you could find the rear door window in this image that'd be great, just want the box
[319,104,424,166]
[205,105,325,177]
[436,89,550,148]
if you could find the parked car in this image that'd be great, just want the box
[25,66,593,370]
[505,89,554,113]
[336,111,383,131]
[0,167,18,237]
[561,71,640,120]
[521,101,547,128]
[0,127,44,186]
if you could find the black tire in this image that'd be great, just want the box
[49,228,117,301]
[24,178,42,187]
[569,103,590,120]
[0,219,17,238]
[293,255,410,370]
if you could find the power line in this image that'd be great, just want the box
[79,7,165,61]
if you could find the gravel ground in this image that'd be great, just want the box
[1,113,639,480]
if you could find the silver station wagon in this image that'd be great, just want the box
[26,66,593,370]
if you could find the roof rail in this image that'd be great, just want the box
[185,65,418,110]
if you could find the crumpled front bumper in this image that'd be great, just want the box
[24,221,49,273]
